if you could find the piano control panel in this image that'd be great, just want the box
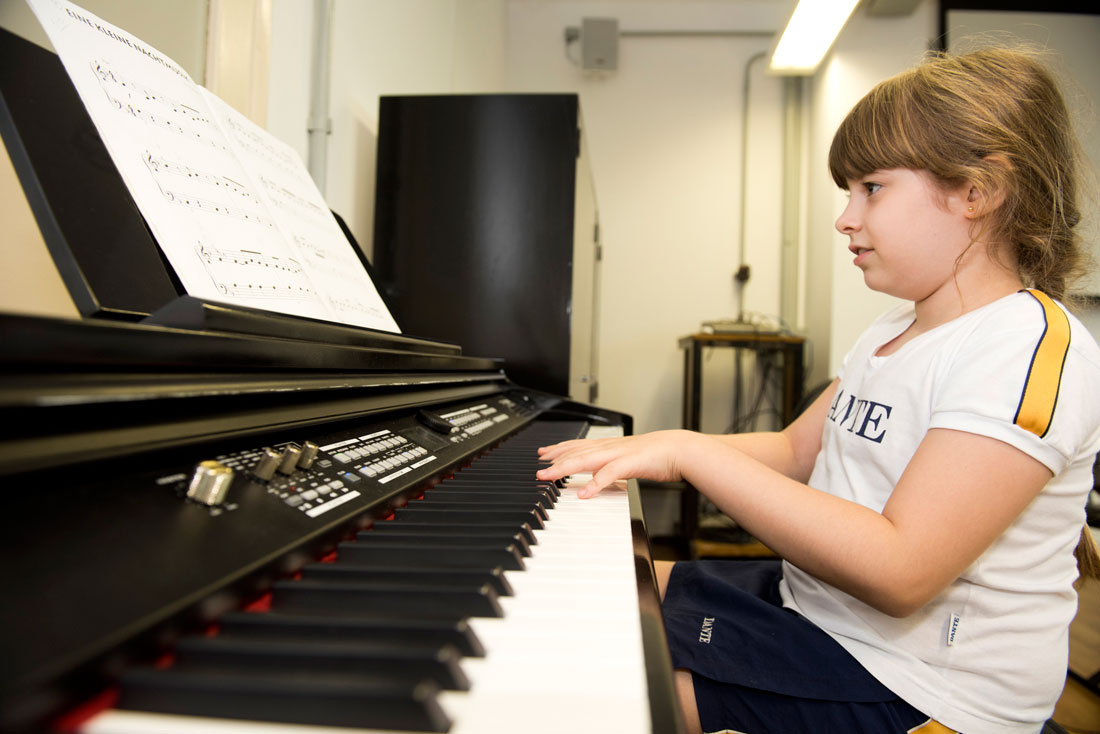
[159,393,539,519]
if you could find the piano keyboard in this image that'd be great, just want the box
[81,421,652,734]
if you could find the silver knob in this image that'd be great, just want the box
[278,445,302,475]
[186,460,234,506]
[298,441,319,470]
[252,447,281,481]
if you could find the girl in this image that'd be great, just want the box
[537,47,1100,734]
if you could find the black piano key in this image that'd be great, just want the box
[411,499,549,523]
[119,668,450,731]
[451,469,547,480]
[378,518,538,546]
[217,611,487,656]
[454,467,553,479]
[435,480,556,496]
[394,506,545,530]
[352,530,531,557]
[434,482,559,501]
[420,489,552,513]
[173,636,469,691]
[439,478,561,496]
[302,562,515,596]
[271,578,505,618]
[336,541,525,572]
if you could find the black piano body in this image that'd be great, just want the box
[0,309,682,732]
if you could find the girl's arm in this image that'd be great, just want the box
[704,378,838,483]
[539,378,839,486]
[537,385,1052,617]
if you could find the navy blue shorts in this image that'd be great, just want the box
[661,560,937,733]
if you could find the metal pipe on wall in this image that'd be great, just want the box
[307,0,333,193]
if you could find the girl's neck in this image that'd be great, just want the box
[914,272,1020,327]
[880,250,1024,357]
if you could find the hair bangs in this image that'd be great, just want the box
[828,76,927,189]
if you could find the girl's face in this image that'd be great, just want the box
[835,168,974,304]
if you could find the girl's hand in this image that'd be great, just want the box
[536,430,697,498]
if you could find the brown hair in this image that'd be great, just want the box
[828,46,1088,302]
[830,47,1099,581]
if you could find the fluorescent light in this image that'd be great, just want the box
[769,0,860,75]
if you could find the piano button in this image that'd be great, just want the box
[117,668,450,732]
[335,541,526,572]
[217,611,487,657]
[354,529,531,557]
[271,578,506,618]
[394,507,546,530]
[173,636,470,691]
[378,517,538,546]
[301,562,514,597]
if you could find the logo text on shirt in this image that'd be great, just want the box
[828,389,892,443]
[947,613,961,646]
[699,616,715,644]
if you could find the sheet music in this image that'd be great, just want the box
[26,0,401,334]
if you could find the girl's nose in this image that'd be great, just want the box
[835,200,860,234]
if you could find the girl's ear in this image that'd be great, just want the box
[966,154,1013,219]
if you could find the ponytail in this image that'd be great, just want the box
[1075,524,1100,584]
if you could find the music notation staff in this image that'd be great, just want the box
[261,176,328,219]
[143,152,270,226]
[91,59,225,152]
[196,243,319,301]
[222,114,300,174]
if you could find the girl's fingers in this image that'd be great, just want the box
[538,437,613,460]
[577,457,632,498]
[536,442,620,481]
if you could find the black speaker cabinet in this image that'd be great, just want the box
[371,94,600,401]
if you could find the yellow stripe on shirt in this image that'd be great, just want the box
[1014,289,1070,438]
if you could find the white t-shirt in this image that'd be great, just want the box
[780,290,1100,734]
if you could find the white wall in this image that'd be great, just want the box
[506,1,791,434]
[267,0,508,255]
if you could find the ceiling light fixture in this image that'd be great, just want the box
[769,0,860,75]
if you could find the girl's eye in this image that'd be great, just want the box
[863,182,882,196]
